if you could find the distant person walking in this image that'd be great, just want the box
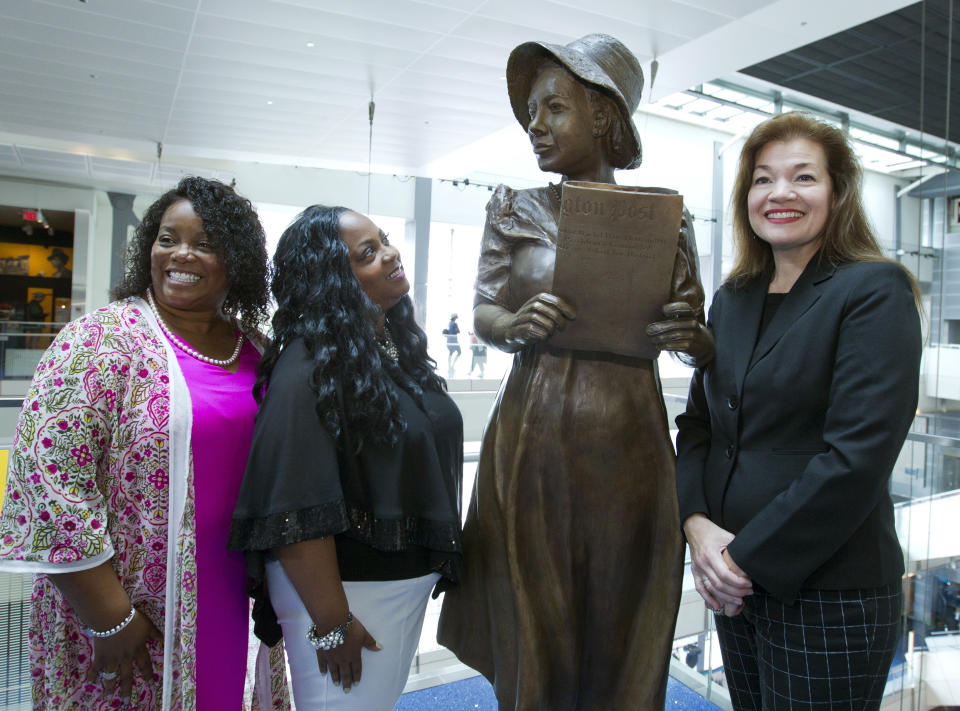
[444,313,461,376]
[468,331,486,378]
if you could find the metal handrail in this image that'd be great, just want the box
[905,430,960,448]
[0,322,66,336]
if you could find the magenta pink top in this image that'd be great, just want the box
[177,337,260,709]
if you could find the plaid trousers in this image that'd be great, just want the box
[714,584,901,711]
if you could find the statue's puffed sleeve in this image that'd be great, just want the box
[474,184,518,310]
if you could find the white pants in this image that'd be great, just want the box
[265,560,439,711]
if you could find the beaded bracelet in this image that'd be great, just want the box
[85,606,137,638]
[306,612,354,651]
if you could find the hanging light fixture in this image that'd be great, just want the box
[367,95,376,213]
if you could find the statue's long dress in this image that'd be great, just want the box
[438,184,704,711]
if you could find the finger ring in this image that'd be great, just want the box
[100,670,118,681]
[701,577,709,586]
[714,607,725,615]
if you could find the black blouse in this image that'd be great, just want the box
[228,338,463,588]
[759,292,788,336]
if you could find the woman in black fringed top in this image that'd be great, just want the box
[229,205,462,711]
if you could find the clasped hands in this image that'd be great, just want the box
[490,293,713,366]
[683,513,753,617]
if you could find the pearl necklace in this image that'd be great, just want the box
[146,289,243,367]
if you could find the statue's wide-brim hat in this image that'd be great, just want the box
[506,33,644,169]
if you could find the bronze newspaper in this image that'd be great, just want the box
[549,181,683,359]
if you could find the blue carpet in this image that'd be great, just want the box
[395,674,722,710]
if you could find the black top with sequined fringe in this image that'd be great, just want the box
[228,338,463,643]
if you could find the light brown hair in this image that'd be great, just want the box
[727,112,921,304]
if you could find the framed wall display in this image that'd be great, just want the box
[0,243,73,277]
[0,255,29,275]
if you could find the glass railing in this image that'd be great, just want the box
[1,417,957,709]
[0,322,66,380]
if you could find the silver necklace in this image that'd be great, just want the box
[377,328,399,362]
[146,289,243,367]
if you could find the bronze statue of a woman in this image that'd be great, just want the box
[437,34,714,710]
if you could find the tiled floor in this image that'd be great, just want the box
[394,674,723,711]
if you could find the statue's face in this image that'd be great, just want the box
[526,65,601,179]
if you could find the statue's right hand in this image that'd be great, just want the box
[495,293,576,349]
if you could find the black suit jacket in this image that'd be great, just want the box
[676,257,921,604]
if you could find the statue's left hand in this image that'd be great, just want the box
[645,302,715,367]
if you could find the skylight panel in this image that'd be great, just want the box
[684,97,724,115]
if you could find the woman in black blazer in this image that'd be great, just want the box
[673,112,922,711]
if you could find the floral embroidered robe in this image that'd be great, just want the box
[0,298,289,710]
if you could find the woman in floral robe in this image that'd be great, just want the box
[0,177,289,710]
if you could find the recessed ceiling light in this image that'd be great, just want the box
[267,100,273,105]
[499,76,506,81]
[306,42,315,48]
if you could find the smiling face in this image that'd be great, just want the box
[339,210,409,315]
[526,64,605,180]
[149,199,229,314]
[748,138,833,263]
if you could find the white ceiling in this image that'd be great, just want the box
[0,0,917,187]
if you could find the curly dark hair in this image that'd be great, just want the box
[111,176,270,332]
[257,204,444,450]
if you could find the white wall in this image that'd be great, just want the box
[430,178,494,226]
[863,171,907,251]
[625,113,730,241]
[226,165,415,220]
[89,191,114,310]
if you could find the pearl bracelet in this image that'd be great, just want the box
[85,606,137,638]
[306,612,354,651]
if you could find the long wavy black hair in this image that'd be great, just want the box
[112,176,270,332]
[257,204,444,449]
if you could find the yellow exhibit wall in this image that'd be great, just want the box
[0,243,73,277]
[0,448,9,509]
